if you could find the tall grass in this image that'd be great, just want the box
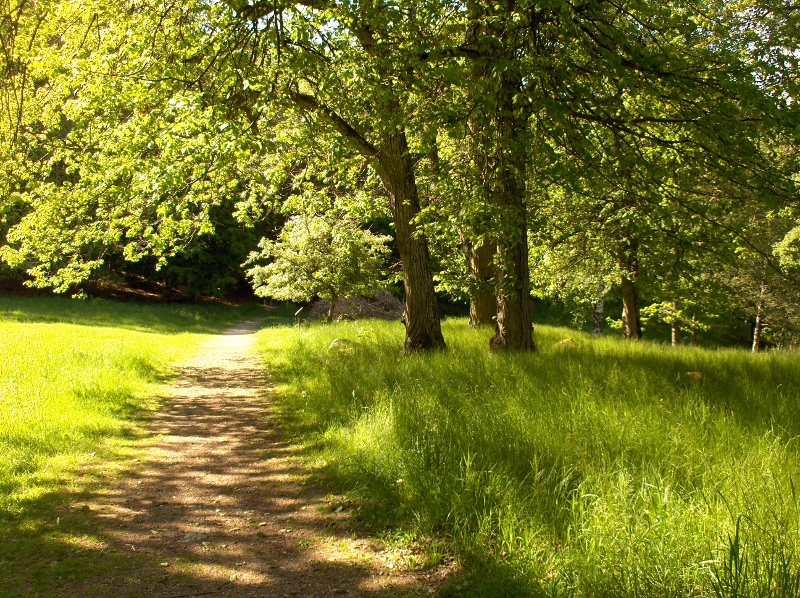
[258,319,800,597]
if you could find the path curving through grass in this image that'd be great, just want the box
[8,317,447,598]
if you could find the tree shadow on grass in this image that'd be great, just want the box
[0,296,297,335]
[437,561,543,598]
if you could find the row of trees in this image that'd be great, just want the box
[2,0,799,351]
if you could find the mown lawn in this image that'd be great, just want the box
[258,319,800,598]
[0,296,260,596]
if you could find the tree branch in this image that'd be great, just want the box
[288,89,378,158]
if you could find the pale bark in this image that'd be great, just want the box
[752,287,765,352]
[671,301,680,347]
[620,274,642,340]
[671,323,680,346]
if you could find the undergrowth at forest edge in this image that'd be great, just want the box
[259,319,800,598]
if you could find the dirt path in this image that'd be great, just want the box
[73,320,448,597]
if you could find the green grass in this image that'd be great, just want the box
[258,319,800,598]
[0,295,264,595]
[0,294,261,333]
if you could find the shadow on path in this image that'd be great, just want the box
[32,320,447,598]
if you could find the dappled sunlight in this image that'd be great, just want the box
[2,319,450,597]
[257,318,800,597]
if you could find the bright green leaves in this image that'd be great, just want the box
[247,211,393,305]
[0,0,289,289]
[1,0,799,348]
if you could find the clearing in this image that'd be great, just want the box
[6,298,800,598]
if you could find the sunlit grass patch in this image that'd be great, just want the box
[0,296,258,595]
[258,319,800,597]
[0,322,178,513]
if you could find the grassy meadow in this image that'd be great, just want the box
[0,296,259,594]
[258,319,800,598]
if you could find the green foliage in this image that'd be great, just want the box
[710,212,800,348]
[247,212,393,311]
[259,318,800,597]
[641,302,708,331]
[1,0,799,349]
[0,0,282,293]
[108,198,277,299]
[775,226,800,270]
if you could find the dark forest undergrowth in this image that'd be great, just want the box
[258,319,800,598]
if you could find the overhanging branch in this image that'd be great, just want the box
[288,89,378,158]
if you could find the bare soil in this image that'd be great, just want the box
[63,320,451,597]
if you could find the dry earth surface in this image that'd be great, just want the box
[46,320,452,597]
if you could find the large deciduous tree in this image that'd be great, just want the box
[255,0,449,351]
[2,0,799,354]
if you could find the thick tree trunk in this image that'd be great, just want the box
[374,132,446,352]
[752,290,765,352]
[467,240,496,327]
[619,239,642,340]
[288,92,444,352]
[593,280,605,335]
[491,235,534,351]
[489,73,533,352]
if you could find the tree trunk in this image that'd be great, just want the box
[593,280,605,335]
[491,235,534,351]
[671,322,680,346]
[374,132,446,352]
[327,296,337,323]
[671,301,680,346]
[467,240,496,327]
[288,92,445,352]
[488,71,533,352]
[619,240,642,340]
[691,312,698,346]
[620,274,642,340]
[752,289,765,352]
